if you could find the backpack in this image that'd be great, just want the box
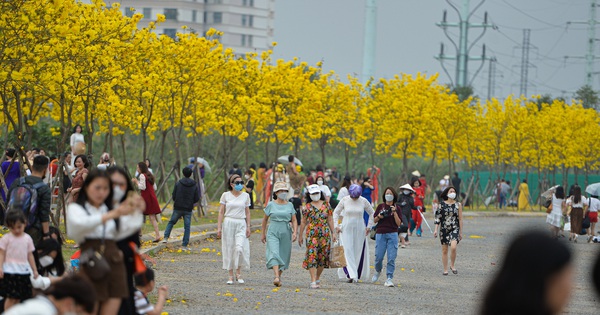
[6,177,46,228]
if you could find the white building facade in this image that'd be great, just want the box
[118,0,275,54]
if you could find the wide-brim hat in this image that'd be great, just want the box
[443,175,450,180]
[273,181,289,193]
[307,184,321,194]
[399,184,416,193]
[411,170,421,177]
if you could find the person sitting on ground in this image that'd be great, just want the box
[162,167,200,250]
[3,275,96,315]
[134,268,168,315]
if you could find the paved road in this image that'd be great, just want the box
[151,216,600,314]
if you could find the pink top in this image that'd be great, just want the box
[0,232,35,274]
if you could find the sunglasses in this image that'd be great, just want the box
[233,181,244,185]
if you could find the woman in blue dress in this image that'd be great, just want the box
[261,181,298,287]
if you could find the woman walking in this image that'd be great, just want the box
[133,162,161,242]
[67,154,89,202]
[316,174,331,202]
[371,187,402,287]
[67,169,143,314]
[261,182,298,287]
[433,186,463,275]
[333,184,374,283]
[217,174,251,285]
[518,179,530,211]
[410,176,425,237]
[336,176,351,201]
[566,185,588,242]
[546,186,565,239]
[298,184,336,289]
[397,184,416,248]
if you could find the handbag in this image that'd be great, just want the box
[329,241,347,268]
[79,224,111,281]
[546,203,553,214]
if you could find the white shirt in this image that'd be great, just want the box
[588,197,600,212]
[67,202,143,244]
[3,295,58,315]
[319,184,332,198]
[333,196,375,229]
[566,196,588,208]
[337,187,349,201]
[220,191,250,219]
[70,133,85,148]
[551,195,564,215]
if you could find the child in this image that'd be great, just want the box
[0,210,39,310]
[162,167,199,250]
[134,268,168,315]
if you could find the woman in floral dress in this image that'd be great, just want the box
[298,184,336,289]
[433,186,463,276]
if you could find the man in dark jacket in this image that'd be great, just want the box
[162,167,199,249]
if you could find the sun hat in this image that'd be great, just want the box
[307,184,321,195]
[411,170,421,177]
[399,184,416,193]
[273,181,289,193]
[349,184,362,198]
[443,175,450,180]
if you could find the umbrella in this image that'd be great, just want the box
[190,157,212,173]
[585,182,600,196]
[277,155,303,166]
[418,210,433,234]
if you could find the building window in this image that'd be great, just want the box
[125,7,135,18]
[143,8,151,19]
[243,0,254,6]
[241,34,253,47]
[192,10,197,22]
[241,15,254,27]
[164,29,177,39]
[164,8,178,20]
[213,12,222,24]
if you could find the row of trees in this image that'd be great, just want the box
[1,0,599,189]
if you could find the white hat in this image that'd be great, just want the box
[443,175,450,180]
[399,184,415,193]
[273,181,289,193]
[411,170,421,177]
[307,184,321,194]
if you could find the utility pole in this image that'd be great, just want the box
[520,29,531,97]
[566,0,600,87]
[436,0,495,89]
[487,57,497,100]
[361,0,377,83]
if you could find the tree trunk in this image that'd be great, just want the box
[344,143,350,176]
[120,135,128,173]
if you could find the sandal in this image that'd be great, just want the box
[443,271,448,276]
[273,277,281,287]
[309,282,319,289]
[451,268,458,275]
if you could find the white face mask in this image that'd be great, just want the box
[310,193,321,201]
[385,194,394,202]
[245,175,250,179]
[277,192,287,200]
[113,186,126,203]
[448,192,456,200]
[317,180,324,186]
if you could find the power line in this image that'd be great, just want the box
[499,0,564,28]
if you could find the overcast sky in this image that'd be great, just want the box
[273,0,592,101]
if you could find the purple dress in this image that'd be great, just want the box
[1,161,21,201]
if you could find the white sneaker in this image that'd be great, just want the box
[384,278,395,287]
[161,238,168,244]
[371,271,381,283]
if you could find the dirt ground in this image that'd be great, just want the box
[150,216,600,315]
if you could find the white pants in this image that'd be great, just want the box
[221,217,250,270]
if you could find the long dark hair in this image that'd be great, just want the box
[74,154,89,169]
[138,162,154,185]
[572,185,582,204]
[480,231,572,315]
[554,186,565,200]
[341,176,351,189]
[76,169,113,210]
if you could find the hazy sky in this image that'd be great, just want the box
[273,0,592,100]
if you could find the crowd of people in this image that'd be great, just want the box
[3,141,600,314]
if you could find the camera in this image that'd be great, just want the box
[380,208,392,218]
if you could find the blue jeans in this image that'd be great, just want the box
[374,232,399,279]
[164,210,192,246]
